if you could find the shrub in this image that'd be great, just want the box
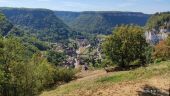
[47,50,66,66]
[153,40,170,61]
[54,68,76,83]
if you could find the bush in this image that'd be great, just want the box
[101,59,114,67]
[54,68,76,83]
[153,40,170,61]
[47,50,66,66]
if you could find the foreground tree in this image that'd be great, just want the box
[0,37,55,96]
[103,25,149,67]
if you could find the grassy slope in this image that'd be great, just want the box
[40,61,170,96]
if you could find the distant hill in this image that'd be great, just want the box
[0,8,75,42]
[55,11,80,24]
[0,13,25,37]
[0,12,49,52]
[55,11,150,35]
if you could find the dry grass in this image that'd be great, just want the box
[40,61,170,96]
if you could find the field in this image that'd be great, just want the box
[40,61,170,96]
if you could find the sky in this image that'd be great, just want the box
[0,0,169,14]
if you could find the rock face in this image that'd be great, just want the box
[145,28,170,44]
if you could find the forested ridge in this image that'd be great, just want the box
[0,8,150,41]
[55,11,150,35]
[0,12,49,53]
[0,8,76,42]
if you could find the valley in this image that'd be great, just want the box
[0,6,169,96]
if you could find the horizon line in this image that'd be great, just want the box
[0,6,166,14]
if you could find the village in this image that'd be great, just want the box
[48,21,170,71]
[50,36,104,70]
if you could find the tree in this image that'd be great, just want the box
[153,36,170,61]
[0,37,27,96]
[103,25,148,67]
[0,37,55,96]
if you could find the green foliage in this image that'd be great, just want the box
[146,12,170,29]
[22,36,49,51]
[145,46,154,64]
[54,68,76,83]
[97,61,170,83]
[0,37,55,96]
[0,12,48,54]
[103,25,149,67]
[0,13,5,21]
[153,37,170,61]
[47,50,66,66]
[0,12,77,95]
[0,8,74,42]
[55,11,80,24]
[101,59,114,67]
[0,13,13,36]
[166,36,170,46]
[56,11,150,35]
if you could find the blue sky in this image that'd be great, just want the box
[0,0,169,13]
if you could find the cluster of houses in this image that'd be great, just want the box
[50,37,103,70]
[68,38,103,69]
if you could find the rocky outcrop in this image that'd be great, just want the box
[145,28,170,45]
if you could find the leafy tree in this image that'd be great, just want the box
[0,37,55,96]
[0,37,27,96]
[103,25,148,67]
[21,53,55,95]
